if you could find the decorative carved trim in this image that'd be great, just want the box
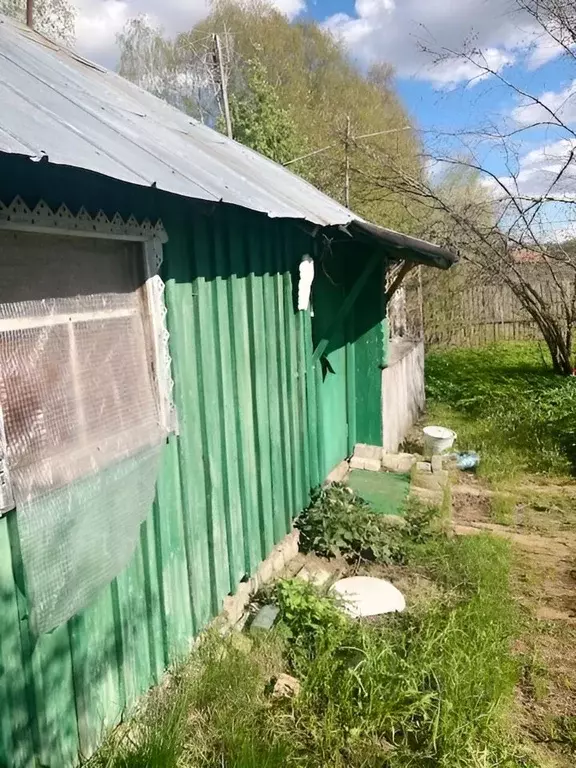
[0,197,168,243]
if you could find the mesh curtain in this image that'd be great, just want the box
[0,230,167,633]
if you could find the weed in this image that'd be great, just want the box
[296,485,439,565]
[490,493,516,525]
[296,484,404,563]
[546,715,576,753]
[426,343,576,480]
[274,578,347,661]
[92,532,526,768]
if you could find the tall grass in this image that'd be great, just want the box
[426,342,576,480]
[90,534,526,768]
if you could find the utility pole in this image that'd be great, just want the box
[26,0,33,28]
[213,34,232,139]
[344,115,351,208]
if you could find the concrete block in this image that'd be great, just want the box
[270,546,286,575]
[325,460,350,485]
[431,455,444,474]
[296,565,332,589]
[251,604,280,632]
[353,443,383,460]
[257,557,274,586]
[410,487,443,505]
[381,453,400,472]
[412,472,443,492]
[362,458,382,473]
[350,456,366,470]
[397,454,416,473]
[416,461,432,473]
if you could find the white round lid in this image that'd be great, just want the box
[331,576,406,618]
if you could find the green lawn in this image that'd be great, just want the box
[425,342,576,481]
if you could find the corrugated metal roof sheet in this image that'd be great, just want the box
[0,15,456,268]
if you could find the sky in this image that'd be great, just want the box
[73,0,576,240]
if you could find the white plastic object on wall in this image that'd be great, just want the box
[298,255,314,311]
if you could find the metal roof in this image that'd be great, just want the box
[0,15,456,269]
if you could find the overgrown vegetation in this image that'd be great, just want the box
[295,484,439,564]
[426,342,576,480]
[91,499,528,767]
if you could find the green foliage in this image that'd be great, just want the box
[295,484,406,563]
[296,485,440,565]
[276,533,523,767]
[224,58,301,164]
[0,0,75,44]
[275,579,347,662]
[426,342,576,479]
[118,0,423,230]
[94,532,528,768]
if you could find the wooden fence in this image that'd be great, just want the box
[408,270,573,348]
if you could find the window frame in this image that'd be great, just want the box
[0,197,174,516]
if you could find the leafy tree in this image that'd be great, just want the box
[0,0,75,45]
[117,0,423,232]
[223,58,300,164]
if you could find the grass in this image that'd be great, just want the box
[90,528,529,768]
[425,342,576,481]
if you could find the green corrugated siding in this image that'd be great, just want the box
[0,158,383,767]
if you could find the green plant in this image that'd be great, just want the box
[275,578,347,662]
[426,343,576,479]
[490,493,516,525]
[296,484,405,563]
[402,496,441,543]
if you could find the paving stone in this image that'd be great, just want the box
[251,604,280,632]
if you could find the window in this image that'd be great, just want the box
[0,200,174,632]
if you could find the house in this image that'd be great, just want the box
[0,15,455,767]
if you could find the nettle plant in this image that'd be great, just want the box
[296,485,400,563]
[296,485,439,564]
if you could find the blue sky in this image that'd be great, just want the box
[74,0,576,239]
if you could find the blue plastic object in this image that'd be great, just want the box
[456,451,480,471]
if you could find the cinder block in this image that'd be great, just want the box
[416,461,432,473]
[257,557,274,586]
[381,453,400,472]
[270,546,286,575]
[362,457,382,472]
[353,443,383,460]
[431,455,444,474]
[350,456,366,470]
[397,454,416,473]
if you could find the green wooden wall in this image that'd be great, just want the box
[0,158,384,767]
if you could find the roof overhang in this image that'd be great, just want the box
[347,221,457,270]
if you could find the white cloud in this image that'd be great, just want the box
[324,0,565,88]
[74,0,305,68]
[497,138,576,200]
[513,80,576,127]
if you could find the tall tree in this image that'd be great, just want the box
[117,0,422,232]
[0,0,75,45]
[224,58,300,164]
[365,0,576,373]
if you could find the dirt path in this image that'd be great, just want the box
[451,475,576,766]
